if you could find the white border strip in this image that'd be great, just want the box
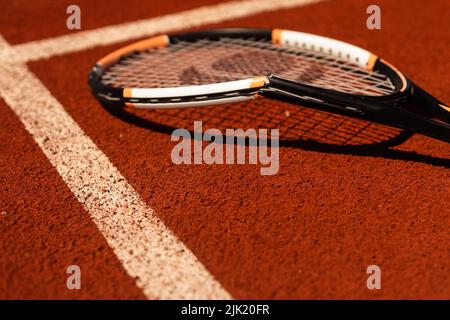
[0,50,231,300]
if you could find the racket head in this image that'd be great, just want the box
[88,28,411,109]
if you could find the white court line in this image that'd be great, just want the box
[0,57,230,300]
[0,0,324,63]
[0,0,325,299]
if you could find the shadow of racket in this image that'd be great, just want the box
[104,96,413,147]
[101,97,450,167]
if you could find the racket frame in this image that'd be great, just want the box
[88,28,450,142]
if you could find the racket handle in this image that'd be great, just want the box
[409,83,450,123]
[267,76,450,143]
[387,108,450,142]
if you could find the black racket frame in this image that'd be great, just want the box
[89,28,450,142]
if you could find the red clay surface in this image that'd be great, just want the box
[0,99,145,299]
[1,0,449,299]
[0,0,223,45]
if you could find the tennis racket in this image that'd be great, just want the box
[88,28,450,143]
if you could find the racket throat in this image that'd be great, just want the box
[264,76,366,115]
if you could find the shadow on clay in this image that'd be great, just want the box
[100,100,450,169]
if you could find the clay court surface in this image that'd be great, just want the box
[0,0,448,299]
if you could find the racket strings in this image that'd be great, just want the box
[125,98,402,146]
[101,37,396,96]
[215,37,394,95]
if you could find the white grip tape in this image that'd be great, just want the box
[125,78,258,99]
[276,30,375,69]
[128,95,255,109]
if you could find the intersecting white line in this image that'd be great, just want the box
[0,0,325,299]
[0,41,233,300]
[0,0,324,64]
